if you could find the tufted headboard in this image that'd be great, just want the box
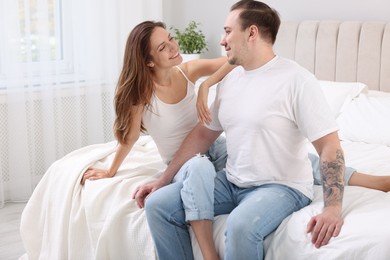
[274,21,390,92]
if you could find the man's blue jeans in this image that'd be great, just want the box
[144,136,310,260]
[145,137,353,259]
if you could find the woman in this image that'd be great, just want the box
[82,21,226,260]
[83,21,389,260]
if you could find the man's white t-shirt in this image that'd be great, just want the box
[206,56,338,199]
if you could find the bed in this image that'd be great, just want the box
[20,21,390,260]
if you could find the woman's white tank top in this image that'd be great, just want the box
[142,67,198,164]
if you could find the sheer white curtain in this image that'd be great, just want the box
[0,0,162,207]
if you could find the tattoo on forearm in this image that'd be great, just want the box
[320,149,345,207]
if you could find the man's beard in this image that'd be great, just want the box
[228,56,237,65]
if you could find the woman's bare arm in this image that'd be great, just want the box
[179,57,228,83]
[81,105,143,184]
[197,62,236,124]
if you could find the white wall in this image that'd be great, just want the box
[163,0,390,58]
[119,0,163,58]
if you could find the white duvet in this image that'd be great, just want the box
[20,136,165,260]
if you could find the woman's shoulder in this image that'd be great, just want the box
[175,65,195,85]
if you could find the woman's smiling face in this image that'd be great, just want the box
[148,26,182,69]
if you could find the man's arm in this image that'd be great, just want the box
[307,131,345,248]
[133,123,222,207]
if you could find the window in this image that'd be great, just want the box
[0,0,72,86]
[19,0,61,63]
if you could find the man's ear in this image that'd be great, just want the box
[248,25,258,40]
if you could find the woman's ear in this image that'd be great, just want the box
[147,61,154,68]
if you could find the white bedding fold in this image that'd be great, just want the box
[20,136,165,260]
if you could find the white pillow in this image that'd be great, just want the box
[337,94,390,146]
[319,80,368,118]
[366,90,390,98]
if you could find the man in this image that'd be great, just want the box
[135,1,345,259]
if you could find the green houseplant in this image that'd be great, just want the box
[171,21,208,55]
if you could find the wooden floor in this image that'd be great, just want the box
[0,202,26,260]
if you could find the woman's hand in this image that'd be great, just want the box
[196,83,211,125]
[133,179,168,208]
[81,167,113,185]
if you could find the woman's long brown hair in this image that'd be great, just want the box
[114,21,165,144]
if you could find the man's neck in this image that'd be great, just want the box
[242,46,275,71]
